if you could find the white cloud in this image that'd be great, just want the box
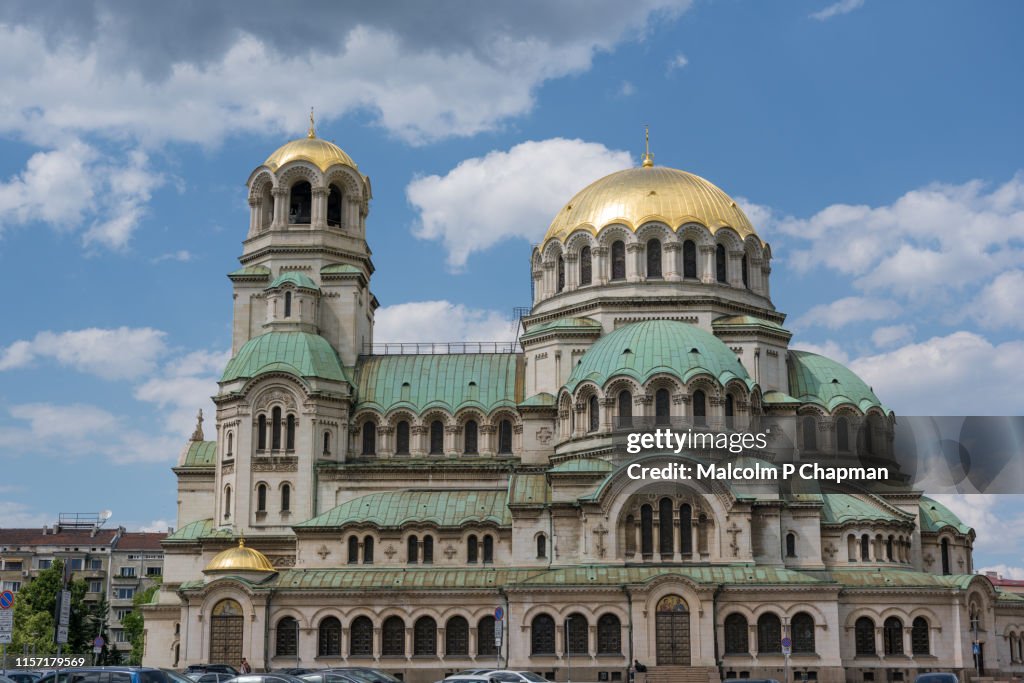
[971,269,1024,330]
[810,0,865,21]
[375,301,516,344]
[666,53,689,73]
[407,138,632,268]
[793,296,901,330]
[137,519,173,533]
[790,340,850,364]
[0,501,51,527]
[0,327,167,380]
[134,349,229,435]
[871,324,914,348]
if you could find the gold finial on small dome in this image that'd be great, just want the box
[641,125,654,168]
[308,107,316,139]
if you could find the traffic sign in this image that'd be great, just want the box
[0,609,13,631]
[58,590,71,626]
[56,625,69,644]
[782,636,792,655]
[494,606,504,621]
[495,619,503,647]
[973,642,980,655]
[0,590,13,609]
[93,636,105,654]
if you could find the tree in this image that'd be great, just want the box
[86,593,116,665]
[11,560,89,655]
[122,580,160,665]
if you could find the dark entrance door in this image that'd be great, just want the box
[655,594,690,665]
[210,599,244,667]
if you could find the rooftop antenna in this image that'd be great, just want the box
[641,125,654,167]
[308,107,316,138]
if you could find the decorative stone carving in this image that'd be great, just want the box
[536,427,553,445]
[384,545,397,559]
[254,389,297,412]
[252,458,299,472]
[444,545,457,559]
[727,522,742,557]
[593,524,608,558]
[317,545,331,559]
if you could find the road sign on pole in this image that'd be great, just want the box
[494,606,504,621]
[93,636,104,654]
[0,591,14,610]
[0,609,13,642]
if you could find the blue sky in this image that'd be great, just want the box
[0,1,1022,573]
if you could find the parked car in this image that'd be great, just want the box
[913,675,959,683]
[7,673,43,683]
[272,673,319,678]
[437,675,498,683]
[723,680,779,683]
[223,675,308,683]
[300,673,364,683]
[336,672,400,683]
[454,674,497,678]
[190,675,236,683]
[184,668,239,679]
[36,668,179,683]
[487,673,550,683]
[2,674,20,683]
[161,671,196,683]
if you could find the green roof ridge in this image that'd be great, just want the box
[266,271,319,290]
[221,332,348,383]
[296,489,511,529]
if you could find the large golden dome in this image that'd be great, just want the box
[543,165,757,246]
[264,131,357,173]
[203,538,276,574]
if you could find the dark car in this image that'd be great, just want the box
[185,669,239,678]
[913,675,959,683]
[36,668,177,683]
[300,674,363,683]
[723,679,780,683]
[7,674,43,683]
[190,675,236,683]
[273,674,319,678]
[338,671,400,683]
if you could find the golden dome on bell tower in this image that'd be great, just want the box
[263,109,358,173]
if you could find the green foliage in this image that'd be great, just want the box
[123,580,160,665]
[86,593,116,665]
[10,560,88,655]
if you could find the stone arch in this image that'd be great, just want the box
[596,223,636,248]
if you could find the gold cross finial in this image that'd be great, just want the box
[642,125,654,167]
[308,107,316,138]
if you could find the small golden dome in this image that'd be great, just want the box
[542,166,758,247]
[203,538,276,574]
[263,136,357,173]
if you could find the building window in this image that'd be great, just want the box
[802,416,817,451]
[111,629,126,643]
[271,407,282,450]
[408,536,419,564]
[883,617,903,655]
[382,616,405,656]
[289,181,311,224]
[683,240,697,278]
[146,566,162,577]
[257,415,266,450]
[725,394,735,429]
[557,256,565,292]
[115,588,135,600]
[286,414,295,450]
[646,239,662,278]
[855,617,875,656]
[566,613,588,654]
[498,419,513,454]
[350,616,373,656]
[464,420,479,454]
[362,421,376,455]
[89,559,102,570]
[757,613,782,653]
[692,390,706,426]
[120,566,136,578]
[716,244,727,283]
[414,616,437,656]
[655,388,671,425]
[886,536,894,561]
[659,497,674,558]
[88,580,103,593]
[256,484,267,512]
[281,483,291,512]
[318,616,341,657]
[641,504,654,556]
[478,616,497,656]
[941,538,951,575]
[467,535,478,563]
[483,535,494,564]
[38,559,52,569]
[597,613,621,654]
[323,431,331,456]
[226,432,233,457]
[531,614,556,655]
[679,504,692,554]
[911,617,929,655]
[618,390,632,429]
[284,291,292,318]
[396,421,410,455]
[423,535,434,564]
[276,616,298,657]
[861,534,870,561]
[837,417,850,452]
[786,533,797,558]
[724,614,749,654]
[223,486,231,520]
[363,536,374,564]
[611,240,626,280]
[446,616,469,656]
[327,184,343,227]
[589,394,600,432]
[537,533,547,559]
[429,420,444,455]
[580,246,592,285]
[792,612,815,653]
[348,536,359,564]
[741,254,749,288]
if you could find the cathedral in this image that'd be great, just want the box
[141,123,1024,683]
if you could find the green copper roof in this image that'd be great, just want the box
[321,264,362,275]
[229,265,272,279]
[919,496,972,534]
[354,354,522,413]
[521,317,602,342]
[221,332,348,383]
[763,390,801,405]
[165,519,234,543]
[295,489,511,529]
[549,458,616,474]
[181,441,216,467]
[520,392,556,408]
[565,320,753,392]
[829,569,979,590]
[267,272,319,290]
[787,350,889,414]
[820,494,907,525]
[508,474,549,506]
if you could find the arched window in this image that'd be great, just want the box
[716,244,727,283]
[478,616,497,656]
[580,246,592,286]
[396,420,410,455]
[557,256,565,293]
[327,183,343,227]
[483,534,494,564]
[318,616,341,657]
[407,535,419,564]
[802,416,817,451]
[741,254,749,288]
[597,613,621,654]
[679,504,692,555]
[883,617,903,655]
[363,536,374,564]
[429,420,444,454]
[537,533,547,559]
[724,614,749,654]
[655,388,671,425]
[467,535,478,563]
[464,420,478,454]
[257,415,266,450]
[271,406,282,450]
[446,616,469,656]
[226,432,233,457]
[683,240,697,279]
[423,535,434,564]
[347,536,359,564]
[531,614,556,655]
[757,613,782,653]
[911,617,929,655]
[350,616,373,656]
[498,419,513,454]
[941,538,951,575]
[886,536,894,561]
[659,497,674,558]
[281,483,291,512]
[588,394,600,432]
[786,532,797,558]
[566,613,588,654]
[289,181,311,224]
[641,504,654,556]
[286,414,295,450]
[861,534,870,561]
[692,390,706,426]
[276,616,298,657]
[618,390,632,429]
[647,239,662,278]
[837,417,850,452]
[256,483,267,512]
[284,291,292,318]
[792,612,815,653]
[855,617,875,655]
[382,616,405,656]
[323,431,331,455]
[611,240,626,280]
[414,616,437,656]
[362,420,376,455]
[725,394,735,429]
[223,485,231,519]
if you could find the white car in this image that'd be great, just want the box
[487,673,550,683]
[435,675,498,683]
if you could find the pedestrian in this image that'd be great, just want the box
[240,658,252,674]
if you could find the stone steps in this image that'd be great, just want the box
[643,666,721,683]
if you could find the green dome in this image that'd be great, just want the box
[221,332,348,383]
[564,320,753,392]
[787,350,888,413]
[266,272,319,290]
[919,496,972,535]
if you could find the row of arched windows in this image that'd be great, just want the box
[846,532,914,564]
[360,418,514,456]
[800,415,880,454]
[624,499,709,558]
[341,534,499,564]
[276,614,500,658]
[530,613,622,655]
[724,612,816,655]
[284,181,344,227]
[256,407,296,451]
[580,387,736,436]
[255,482,291,514]
[854,616,930,656]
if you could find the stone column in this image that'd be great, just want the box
[903,626,912,657]
[373,627,382,658]
[700,245,716,284]
[673,510,682,562]
[312,187,329,229]
[750,257,764,294]
[480,425,496,457]
[405,627,413,660]
[248,197,259,238]
[532,269,544,305]
[565,252,579,291]
[691,521,700,561]
[664,242,681,281]
[761,262,772,298]
[594,246,609,285]
[572,402,586,439]
[445,425,460,456]
[727,253,744,288]
[555,623,564,658]
[626,243,643,282]
[469,627,477,658]
[411,425,428,457]
[634,520,642,559]
[271,187,288,229]
[601,397,616,432]
[874,626,884,659]
[542,259,556,299]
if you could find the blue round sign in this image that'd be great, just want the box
[0,590,13,609]
[494,606,504,621]
[781,637,792,648]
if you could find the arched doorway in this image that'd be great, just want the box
[655,594,690,665]
[210,598,244,666]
